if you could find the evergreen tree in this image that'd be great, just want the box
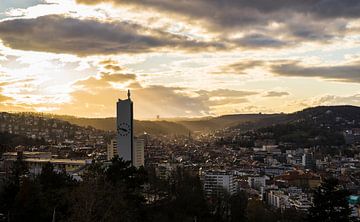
[37,162,77,221]
[246,199,277,222]
[69,157,147,222]
[229,191,248,222]
[308,177,352,222]
[11,178,45,222]
[0,153,29,221]
[146,167,213,222]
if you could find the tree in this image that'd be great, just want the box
[308,177,352,222]
[11,177,45,222]
[69,157,147,222]
[246,199,277,222]
[0,153,29,221]
[169,168,210,221]
[277,207,305,222]
[145,167,212,222]
[0,158,79,222]
[229,191,248,222]
[37,162,77,221]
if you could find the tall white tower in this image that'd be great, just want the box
[116,90,133,162]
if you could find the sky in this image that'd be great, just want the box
[0,0,360,119]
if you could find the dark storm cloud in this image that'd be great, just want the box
[271,61,360,83]
[0,15,223,56]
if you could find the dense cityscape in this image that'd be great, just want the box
[1,99,360,221]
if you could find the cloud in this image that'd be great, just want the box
[103,64,123,72]
[57,72,258,118]
[0,55,30,70]
[213,60,264,75]
[0,94,11,102]
[264,91,290,97]
[1,1,354,55]
[290,93,360,110]
[77,0,360,25]
[0,0,46,17]
[0,80,13,103]
[215,59,360,84]
[0,15,223,56]
[64,83,212,118]
[198,89,258,97]
[0,0,45,11]
[76,0,360,44]
[312,94,360,106]
[74,73,136,89]
[271,61,360,83]
[232,34,288,48]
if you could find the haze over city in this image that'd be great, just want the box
[0,0,360,119]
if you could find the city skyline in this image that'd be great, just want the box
[0,0,360,119]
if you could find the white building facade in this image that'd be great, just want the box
[107,139,117,161]
[133,138,144,168]
[203,170,237,196]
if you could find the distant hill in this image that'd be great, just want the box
[0,112,110,144]
[174,106,360,132]
[52,113,286,133]
[293,105,360,122]
[43,116,191,136]
[210,106,360,149]
[5,105,360,137]
[178,114,285,132]
[230,105,360,132]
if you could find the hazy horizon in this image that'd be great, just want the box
[2,104,359,120]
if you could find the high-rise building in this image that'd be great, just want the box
[107,139,117,161]
[107,138,143,167]
[133,138,144,168]
[113,90,144,167]
[302,153,315,169]
[116,90,133,162]
[203,170,237,196]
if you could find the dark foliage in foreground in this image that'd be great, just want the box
[0,155,257,222]
[308,177,353,222]
[3,156,350,222]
